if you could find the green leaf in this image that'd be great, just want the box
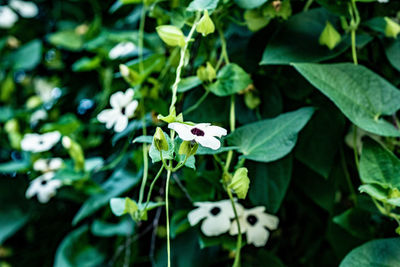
[9,39,42,70]
[384,38,400,72]
[0,206,29,244]
[187,0,219,11]
[110,197,138,217]
[228,107,314,162]
[359,184,388,202]
[209,63,252,97]
[0,160,29,173]
[360,138,400,189]
[72,57,102,72]
[54,225,105,267]
[177,76,202,92]
[293,63,400,137]
[248,156,292,213]
[295,106,345,179]
[48,30,84,51]
[333,208,374,240]
[72,169,142,225]
[260,8,350,65]
[340,238,400,267]
[91,218,134,237]
[234,0,267,9]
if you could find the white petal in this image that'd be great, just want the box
[168,123,195,141]
[25,179,40,199]
[229,216,248,236]
[9,0,38,18]
[196,136,221,150]
[201,215,231,236]
[33,159,48,172]
[49,158,63,171]
[110,91,127,109]
[205,125,227,138]
[187,206,208,226]
[258,213,279,230]
[246,226,270,247]
[113,115,128,132]
[125,100,138,118]
[43,131,61,145]
[0,6,18,28]
[21,134,40,151]
[97,109,119,128]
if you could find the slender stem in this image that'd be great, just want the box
[165,168,172,267]
[351,30,358,65]
[353,126,360,170]
[138,143,149,205]
[303,0,313,11]
[227,187,242,267]
[225,95,236,172]
[183,90,210,115]
[216,22,230,70]
[169,12,201,113]
[143,165,165,212]
[138,3,146,74]
[339,148,357,205]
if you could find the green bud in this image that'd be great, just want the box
[196,62,216,82]
[26,96,42,109]
[119,64,141,86]
[244,90,261,110]
[154,127,169,151]
[384,17,400,38]
[0,74,15,102]
[5,119,19,133]
[156,25,186,47]
[244,9,271,32]
[228,167,250,199]
[196,10,215,36]
[319,21,341,50]
[62,136,85,171]
[157,108,184,123]
[178,141,198,157]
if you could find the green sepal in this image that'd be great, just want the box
[319,21,341,50]
[228,167,250,199]
[196,10,215,36]
[384,17,400,39]
[156,25,186,47]
[178,141,199,157]
[154,127,169,151]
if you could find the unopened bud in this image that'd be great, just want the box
[154,127,169,151]
[319,21,341,50]
[196,10,215,37]
[156,25,186,47]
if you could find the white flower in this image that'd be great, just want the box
[230,206,279,247]
[34,78,56,103]
[9,0,38,18]
[0,6,18,28]
[21,131,61,153]
[109,42,137,60]
[378,0,389,3]
[168,122,227,150]
[33,158,63,173]
[97,88,138,132]
[188,200,243,236]
[25,172,62,203]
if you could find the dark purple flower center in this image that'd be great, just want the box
[40,180,47,185]
[38,140,44,145]
[247,214,258,226]
[210,207,221,216]
[120,106,126,115]
[191,127,205,136]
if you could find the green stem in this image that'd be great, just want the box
[169,12,201,113]
[339,148,357,205]
[183,90,210,115]
[165,167,172,267]
[216,22,230,70]
[351,29,358,65]
[227,187,242,267]
[142,165,165,212]
[138,3,146,74]
[224,95,236,172]
[303,0,313,11]
[138,143,149,205]
[353,126,360,171]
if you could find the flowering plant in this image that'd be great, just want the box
[1,0,400,266]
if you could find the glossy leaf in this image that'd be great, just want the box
[294,63,400,137]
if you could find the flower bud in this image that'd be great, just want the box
[384,17,400,38]
[196,10,215,37]
[319,21,341,50]
[228,167,250,199]
[156,25,186,47]
[157,108,183,123]
[62,136,85,171]
[119,64,141,86]
[154,127,169,151]
[178,141,198,157]
[196,62,216,83]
